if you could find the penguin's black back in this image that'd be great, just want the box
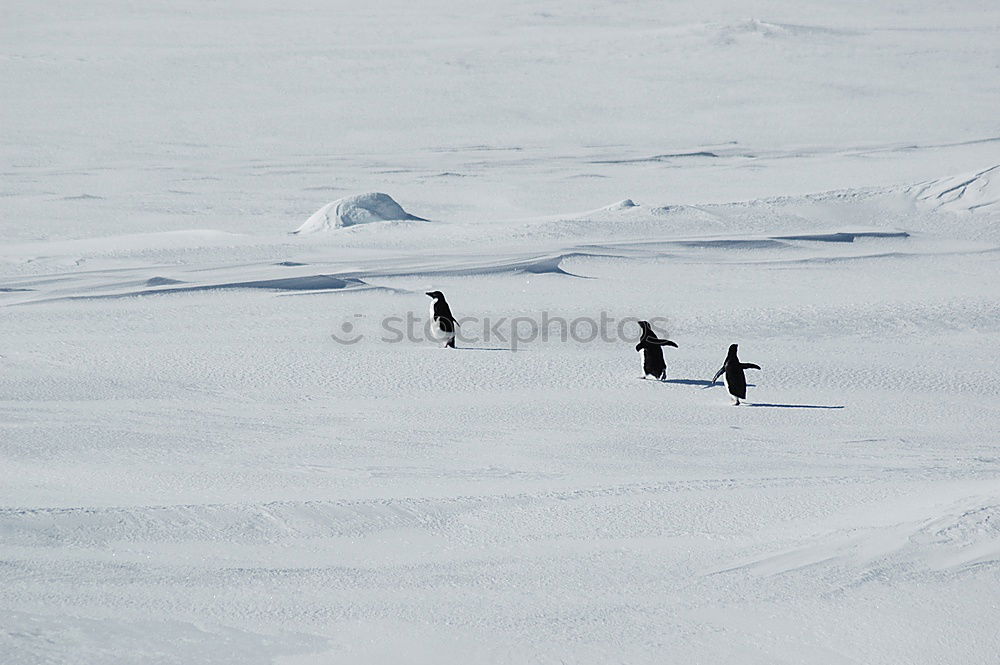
[723,345,747,398]
[638,341,666,379]
[636,321,670,379]
[724,360,748,399]
[432,298,453,321]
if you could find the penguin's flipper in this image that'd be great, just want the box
[635,342,644,352]
[711,366,725,383]
[648,337,678,348]
[741,363,761,370]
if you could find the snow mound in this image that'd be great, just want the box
[716,19,856,41]
[909,165,1000,213]
[731,18,791,37]
[602,199,639,211]
[294,193,425,234]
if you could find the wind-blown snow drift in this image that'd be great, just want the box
[294,193,425,234]
[909,164,1000,212]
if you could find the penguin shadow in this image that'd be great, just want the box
[663,378,715,387]
[456,346,512,352]
[746,402,845,410]
[659,379,757,389]
[639,378,757,389]
[645,378,843,409]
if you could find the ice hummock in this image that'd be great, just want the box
[294,192,426,234]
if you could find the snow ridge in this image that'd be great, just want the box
[910,165,1000,212]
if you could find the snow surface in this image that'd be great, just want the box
[2,1,1000,664]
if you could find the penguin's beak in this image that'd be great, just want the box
[425,292,434,298]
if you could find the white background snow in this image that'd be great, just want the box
[2,1,1000,663]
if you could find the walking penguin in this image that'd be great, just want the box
[425,291,457,348]
[712,343,761,405]
[635,320,678,380]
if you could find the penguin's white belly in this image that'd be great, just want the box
[428,304,454,340]
[428,303,438,335]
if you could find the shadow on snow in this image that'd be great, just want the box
[747,403,845,409]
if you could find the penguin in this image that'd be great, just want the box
[711,343,761,405]
[635,320,678,380]
[425,291,457,348]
